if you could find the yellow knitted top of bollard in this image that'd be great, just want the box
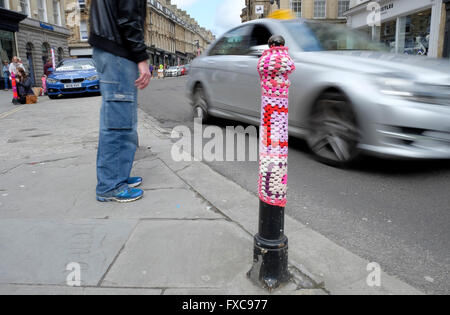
[268,10,296,20]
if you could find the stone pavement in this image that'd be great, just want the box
[0,91,422,295]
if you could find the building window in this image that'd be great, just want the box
[314,0,326,19]
[53,0,62,26]
[0,0,10,9]
[338,0,349,18]
[38,0,48,22]
[290,0,302,18]
[80,20,88,42]
[19,0,31,17]
[78,0,86,11]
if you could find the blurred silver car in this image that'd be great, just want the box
[187,19,450,165]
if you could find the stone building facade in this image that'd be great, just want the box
[345,0,447,58]
[1,0,70,85]
[65,0,215,66]
[241,0,350,23]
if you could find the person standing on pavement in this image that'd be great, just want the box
[2,61,10,90]
[149,64,154,77]
[89,0,151,203]
[9,57,23,78]
[158,64,164,79]
[43,59,53,77]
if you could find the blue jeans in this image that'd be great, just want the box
[3,75,9,90]
[93,48,139,197]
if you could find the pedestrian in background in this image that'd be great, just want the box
[44,59,53,76]
[158,64,164,79]
[9,57,23,78]
[89,0,151,203]
[149,64,154,77]
[2,61,10,91]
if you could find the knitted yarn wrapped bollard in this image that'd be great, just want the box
[257,46,295,207]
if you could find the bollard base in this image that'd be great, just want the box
[247,234,291,291]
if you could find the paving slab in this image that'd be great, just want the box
[72,188,223,220]
[133,158,188,190]
[0,219,137,286]
[0,284,161,295]
[102,220,254,290]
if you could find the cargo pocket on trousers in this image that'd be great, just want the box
[104,93,135,130]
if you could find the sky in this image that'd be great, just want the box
[171,0,246,37]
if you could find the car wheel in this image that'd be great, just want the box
[193,86,210,123]
[307,92,361,167]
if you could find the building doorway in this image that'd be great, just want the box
[26,42,36,86]
[42,42,50,66]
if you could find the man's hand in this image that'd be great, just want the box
[135,60,151,90]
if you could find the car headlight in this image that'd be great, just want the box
[86,75,99,81]
[375,77,415,97]
[47,78,58,84]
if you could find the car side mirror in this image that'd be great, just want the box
[249,45,269,57]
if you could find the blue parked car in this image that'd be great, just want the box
[47,58,100,99]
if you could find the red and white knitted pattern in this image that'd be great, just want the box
[257,46,295,207]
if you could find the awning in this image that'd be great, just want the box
[0,8,27,32]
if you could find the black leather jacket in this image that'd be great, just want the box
[89,0,149,63]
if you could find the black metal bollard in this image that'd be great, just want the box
[248,35,296,290]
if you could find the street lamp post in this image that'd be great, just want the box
[248,35,295,291]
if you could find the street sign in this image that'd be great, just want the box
[255,5,264,15]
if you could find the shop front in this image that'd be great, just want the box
[0,8,26,63]
[346,0,445,57]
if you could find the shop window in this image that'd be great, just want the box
[400,9,432,56]
[0,30,16,63]
[381,20,397,53]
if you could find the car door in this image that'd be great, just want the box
[203,25,254,112]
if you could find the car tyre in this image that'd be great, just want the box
[307,92,361,167]
[193,86,210,124]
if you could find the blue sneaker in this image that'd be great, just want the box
[127,177,143,188]
[97,188,144,203]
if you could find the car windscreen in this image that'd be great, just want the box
[286,22,387,52]
[56,60,96,71]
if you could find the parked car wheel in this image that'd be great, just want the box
[307,92,361,167]
[193,85,209,123]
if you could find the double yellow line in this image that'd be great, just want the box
[0,106,24,119]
